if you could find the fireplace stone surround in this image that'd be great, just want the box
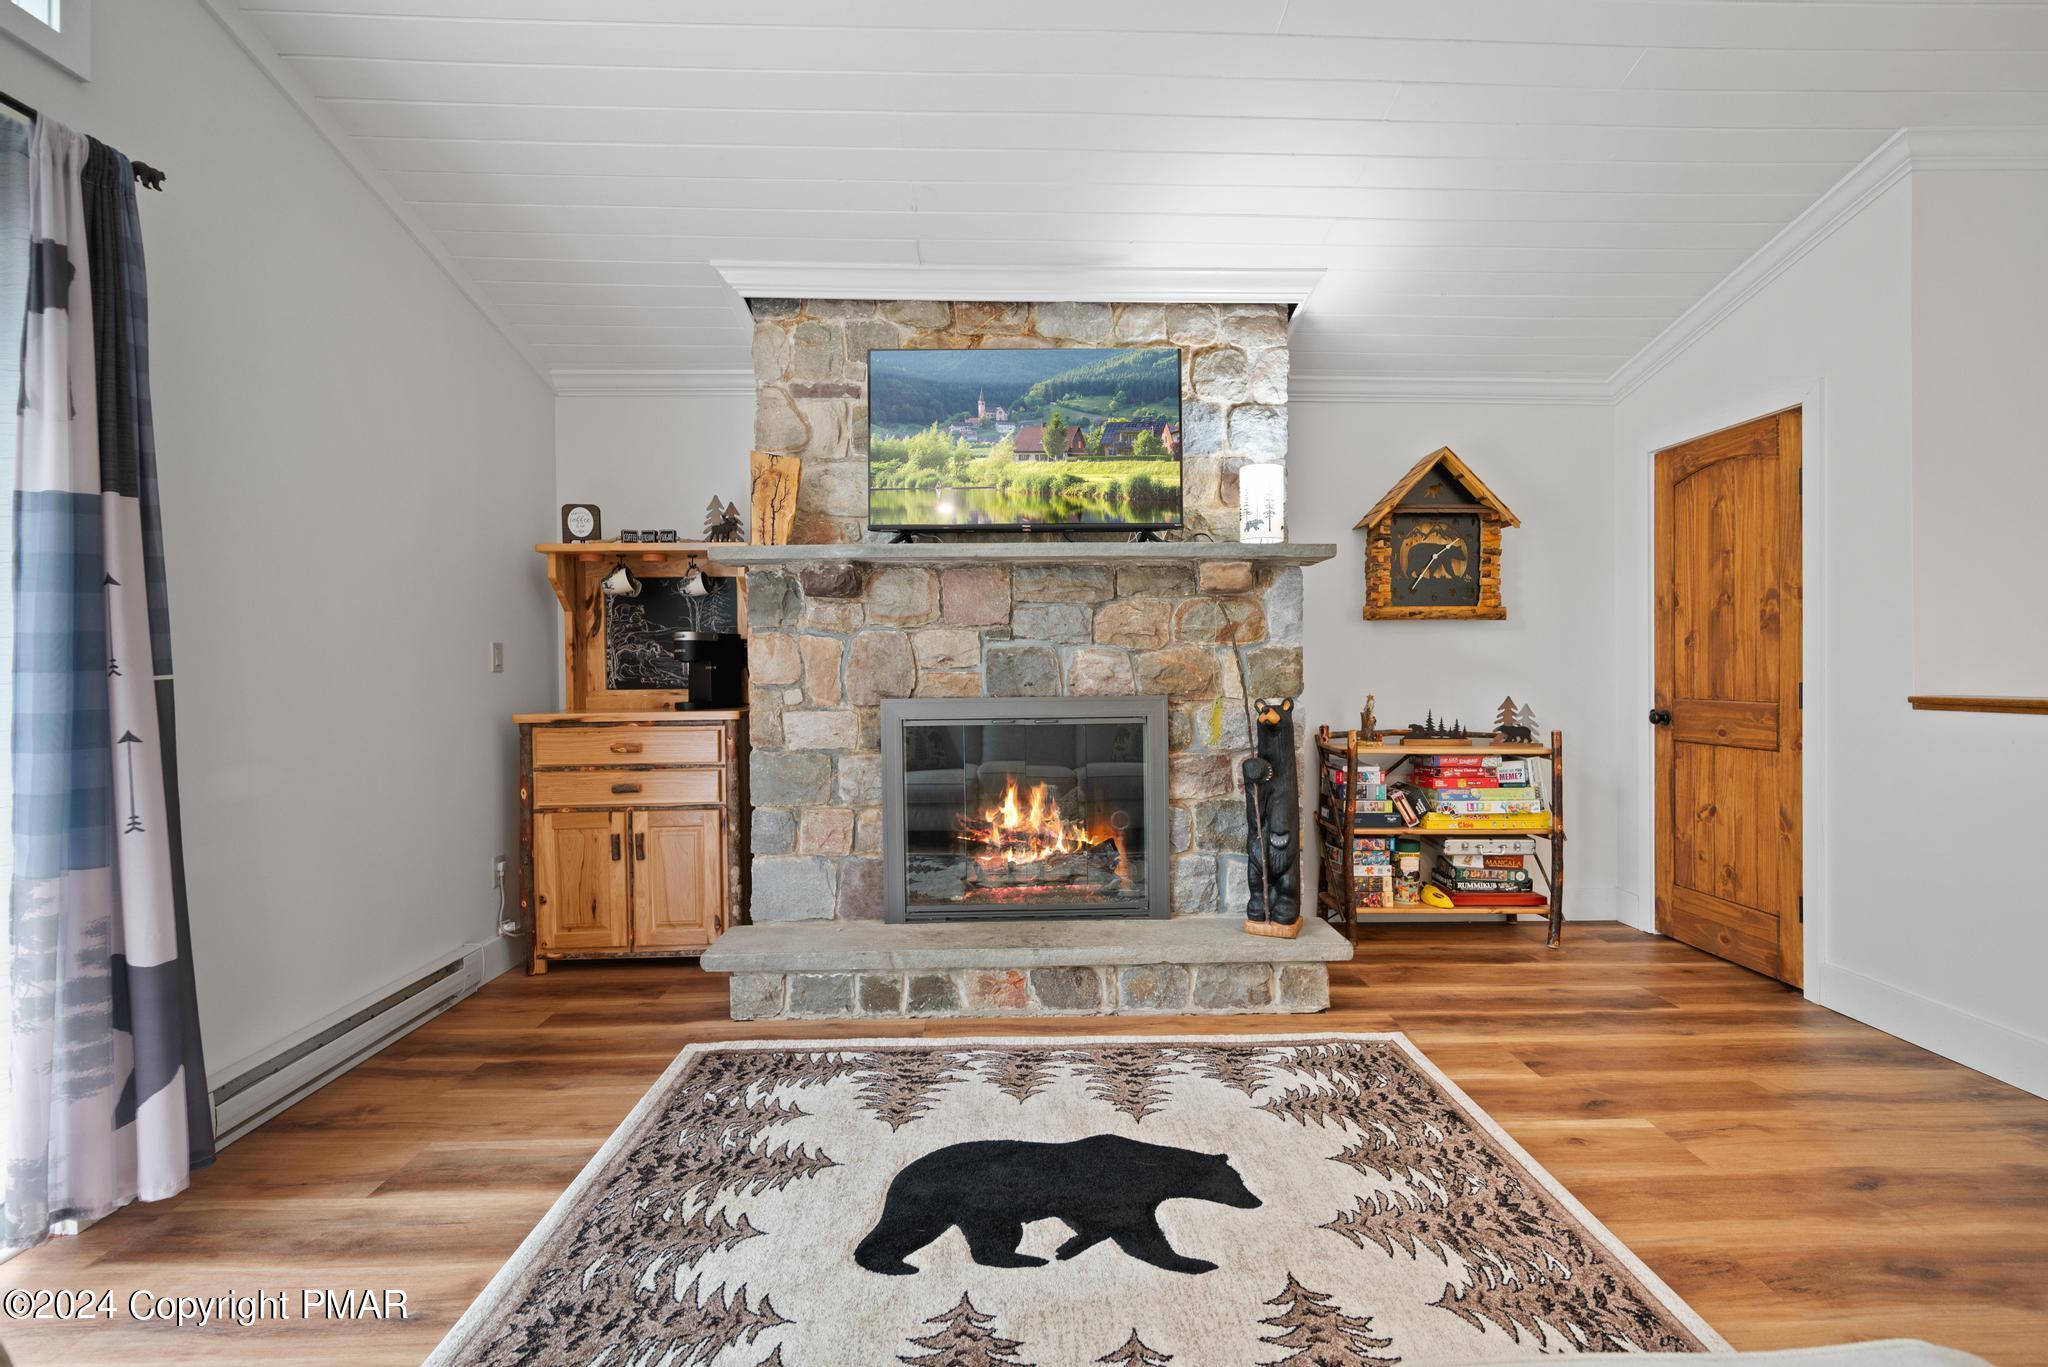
[700,541,1346,1019]
[697,294,1340,1019]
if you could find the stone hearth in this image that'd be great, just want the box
[701,917,1351,1020]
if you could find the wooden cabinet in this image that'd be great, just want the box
[519,713,745,972]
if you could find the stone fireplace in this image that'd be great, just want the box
[695,294,1347,1020]
[883,696,1170,922]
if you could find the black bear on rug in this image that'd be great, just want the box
[854,1134,1260,1277]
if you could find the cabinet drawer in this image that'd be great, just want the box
[533,769,724,808]
[532,724,723,769]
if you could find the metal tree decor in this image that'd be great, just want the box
[703,496,745,542]
[1242,697,1303,939]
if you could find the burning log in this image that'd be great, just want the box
[953,775,1131,894]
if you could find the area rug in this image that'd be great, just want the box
[427,1034,1725,1365]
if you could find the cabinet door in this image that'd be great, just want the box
[534,811,629,952]
[631,808,723,951]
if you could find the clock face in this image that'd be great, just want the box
[1390,512,1481,608]
[562,504,599,541]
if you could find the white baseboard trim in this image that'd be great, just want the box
[1810,962,2048,1099]
[206,934,527,1149]
[1607,886,1652,933]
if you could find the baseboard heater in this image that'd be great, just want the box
[208,947,484,1148]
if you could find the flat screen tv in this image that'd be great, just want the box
[866,346,1183,532]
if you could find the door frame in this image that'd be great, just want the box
[1629,379,1828,995]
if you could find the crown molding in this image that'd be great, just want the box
[195,0,552,388]
[710,262,1324,309]
[1604,130,1922,402]
[553,369,754,398]
[1289,374,1615,406]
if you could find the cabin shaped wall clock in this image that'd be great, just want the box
[1356,446,1519,620]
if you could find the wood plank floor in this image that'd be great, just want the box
[2,924,2044,1365]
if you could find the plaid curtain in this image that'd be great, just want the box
[4,117,210,1259]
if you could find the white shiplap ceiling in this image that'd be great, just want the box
[225,1,2048,390]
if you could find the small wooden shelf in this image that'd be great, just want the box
[1353,903,1551,916]
[1907,695,2048,715]
[537,540,726,558]
[1314,723,1566,949]
[1326,738,1554,757]
[1315,818,1555,840]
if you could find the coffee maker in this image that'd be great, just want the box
[668,630,745,710]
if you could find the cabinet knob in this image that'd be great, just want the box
[611,782,642,794]
[609,742,643,754]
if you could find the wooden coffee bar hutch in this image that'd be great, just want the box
[517,543,746,973]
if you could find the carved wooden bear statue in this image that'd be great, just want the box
[1242,697,1302,938]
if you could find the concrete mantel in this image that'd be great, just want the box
[710,541,1337,569]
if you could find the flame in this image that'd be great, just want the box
[955,776,1123,873]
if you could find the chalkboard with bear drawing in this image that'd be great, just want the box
[603,574,739,689]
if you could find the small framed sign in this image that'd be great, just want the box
[560,503,601,543]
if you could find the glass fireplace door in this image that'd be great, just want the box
[883,698,1168,921]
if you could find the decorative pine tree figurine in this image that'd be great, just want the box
[1495,695,1519,733]
[1517,701,1539,735]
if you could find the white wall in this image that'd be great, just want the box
[1292,400,1623,918]
[555,392,753,535]
[1909,168,2048,696]
[1614,171,2048,1096]
[2,1,558,1076]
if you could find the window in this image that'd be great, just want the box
[1,0,90,80]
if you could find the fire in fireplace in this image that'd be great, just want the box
[881,697,1170,921]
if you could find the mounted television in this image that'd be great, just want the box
[866,346,1183,533]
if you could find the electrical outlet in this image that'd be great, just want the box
[492,856,508,888]
[490,641,505,674]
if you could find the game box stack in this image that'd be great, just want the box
[1408,753,1552,831]
[1321,752,1400,830]
[1353,836,1396,908]
[1430,837,1547,907]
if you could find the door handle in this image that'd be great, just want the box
[1648,708,1672,726]
[610,834,622,860]
[635,832,646,861]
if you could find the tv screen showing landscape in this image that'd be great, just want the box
[866,347,1183,531]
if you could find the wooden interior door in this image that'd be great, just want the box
[534,811,629,952]
[1654,408,1804,986]
[631,809,723,950]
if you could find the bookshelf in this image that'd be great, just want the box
[1314,726,1565,949]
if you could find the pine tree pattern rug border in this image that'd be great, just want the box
[425,1033,1727,1365]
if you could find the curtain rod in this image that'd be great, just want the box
[1,89,167,191]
